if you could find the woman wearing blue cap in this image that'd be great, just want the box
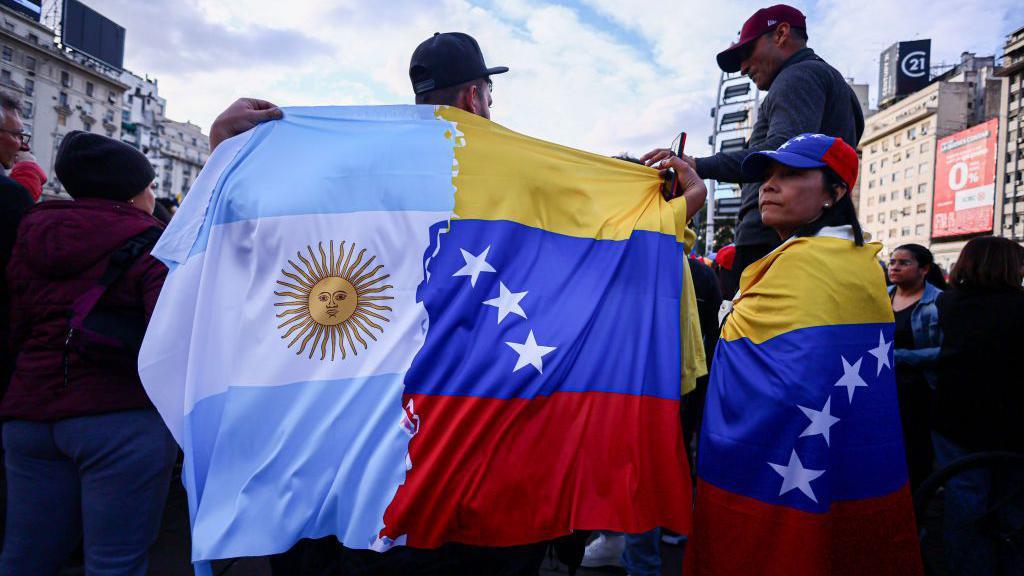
[664,134,923,575]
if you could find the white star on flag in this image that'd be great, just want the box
[798,397,841,446]
[452,246,496,287]
[768,450,826,503]
[778,141,791,149]
[505,330,556,374]
[834,355,868,402]
[483,282,528,324]
[868,331,893,376]
[791,135,808,142]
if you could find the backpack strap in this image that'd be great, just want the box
[69,226,162,335]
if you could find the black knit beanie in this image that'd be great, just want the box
[55,131,156,201]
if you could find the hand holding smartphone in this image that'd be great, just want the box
[663,131,687,201]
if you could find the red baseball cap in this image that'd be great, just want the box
[716,4,806,73]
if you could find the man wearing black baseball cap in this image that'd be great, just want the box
[409,32,509,120]
[644,4,864,299]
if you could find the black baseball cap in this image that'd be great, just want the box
[409,32,509,95]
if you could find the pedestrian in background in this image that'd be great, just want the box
[932,236,1024,575]
[0,92,46,203]
[648,4,865,299]
[887,243,942,492]
[0,132,176,576]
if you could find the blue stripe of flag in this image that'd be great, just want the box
[699,323,907,513]
[405,219,685,400]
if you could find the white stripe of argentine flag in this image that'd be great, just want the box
[138,106,458,566]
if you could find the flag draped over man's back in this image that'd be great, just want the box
[686,231,923,575]
[139,105,698,569]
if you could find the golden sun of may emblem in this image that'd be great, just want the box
[274,241,394,361]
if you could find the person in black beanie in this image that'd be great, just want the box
[0,131,177,575]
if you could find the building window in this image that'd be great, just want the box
[881,158,888,169]
[869,162,877,174]
[907,127,917,140]
[905,167,914,178]
[890,190,898,201]
[59,91,68,106]
[892,173,899,183]
[902,207,911,217]
[21,101,32,117]
[28,33,38,44]
[83,119,92,132]
[866,214,874,223]
[122,109,130,123]
[1,46,11,62]
[919,163,929,175]
[889,229,897,238]
[868,196,875,206]
[915,224,925,235]
[106,129,114,138]
[0,69,10,84]
[879,194,887,204]
[24,55,35,71]
[57,114,66,127]
[61,70,70,88]
[868,179,875,189]
[890,210,898,220]
[24,78,33,96]
[901,226,911,237]
[920,142,928,153]
[86,81,94,97]
[916,203,927,214]
[879,213,887,223]
[904,187,912,199]
[918,183,927,195]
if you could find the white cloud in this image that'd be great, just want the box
[65,0,1024,158]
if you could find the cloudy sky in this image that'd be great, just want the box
[51,0,1023,157]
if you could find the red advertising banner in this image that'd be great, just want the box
[932,118,998,238]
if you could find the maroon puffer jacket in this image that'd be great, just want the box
[1,198,166,421]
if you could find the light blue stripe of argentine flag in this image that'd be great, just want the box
[151,105,458,268]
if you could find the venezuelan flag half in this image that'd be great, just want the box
[685,231,923,575]
[139,105,697,570]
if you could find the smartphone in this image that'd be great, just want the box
[663,131,687,200]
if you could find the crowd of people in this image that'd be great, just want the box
[0,3,1020,576]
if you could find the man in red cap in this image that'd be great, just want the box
[645,4,864,299]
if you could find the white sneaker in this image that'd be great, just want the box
[581,532,625,568]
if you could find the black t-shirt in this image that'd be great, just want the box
[891,300,926,394]
[892,303,916,351]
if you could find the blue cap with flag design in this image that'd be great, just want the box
[741,133,859,190]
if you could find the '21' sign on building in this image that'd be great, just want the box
[931,118,999,238]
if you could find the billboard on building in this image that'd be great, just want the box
[0,0,42,21]
[878,40,931,105]
[61,0,125,70]
[931,118,999,239]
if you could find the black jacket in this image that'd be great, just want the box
[695,48,865,247]
[1,175,34,386]
[933,287,1024,451]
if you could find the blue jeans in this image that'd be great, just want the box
[0,410,177,576]
[932,431,1024,576]
[622,528,661,576]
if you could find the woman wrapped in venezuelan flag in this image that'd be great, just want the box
[684,134,923,575]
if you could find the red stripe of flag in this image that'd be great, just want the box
[381,391,691,547]
[684,479,922,576]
